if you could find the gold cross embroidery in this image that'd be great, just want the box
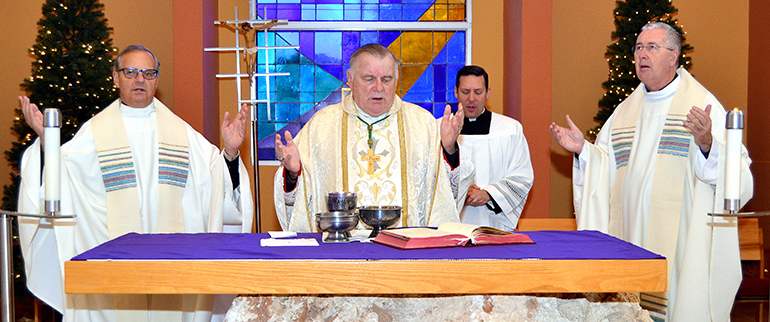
[361,148,381,175]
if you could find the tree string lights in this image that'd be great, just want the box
[589,0,693,140]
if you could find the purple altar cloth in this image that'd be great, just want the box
[71,230,663,262]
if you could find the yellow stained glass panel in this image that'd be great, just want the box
[400,32,434,64]
[448,4,466,21]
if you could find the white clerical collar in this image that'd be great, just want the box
[353,102,390,124]
[642,71,680,103]
[120,100,156,118]
[468,107,487,122]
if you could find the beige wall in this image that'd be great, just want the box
[550,0,750,217]
[0,2,41,193]
[471,1,504,113]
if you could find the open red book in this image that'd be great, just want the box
[373,222,534,250]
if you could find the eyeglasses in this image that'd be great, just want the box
[633,44,675,55]
[118,67,159,80]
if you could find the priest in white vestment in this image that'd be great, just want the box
[550,22,753,321]
[274,44,472,232]
[17,45,254,322]
[454,66,533,231]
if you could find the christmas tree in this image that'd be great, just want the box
[4,0,117,315]
[589,0,693,139]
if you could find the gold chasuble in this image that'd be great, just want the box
[274,94,463,232]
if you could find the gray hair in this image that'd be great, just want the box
[640,22,682,52]
[349,43,399,80]
[114,44,161,74]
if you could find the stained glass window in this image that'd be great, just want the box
[252,0,469,160]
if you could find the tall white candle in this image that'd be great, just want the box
[724,108,743,212]
[43,108,61,214]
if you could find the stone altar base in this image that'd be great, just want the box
[224,293,652,322]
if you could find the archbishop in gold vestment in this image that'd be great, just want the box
[274,94,473,232]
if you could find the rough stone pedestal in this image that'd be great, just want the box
[224,293,652,322]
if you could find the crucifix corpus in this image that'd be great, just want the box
[217,19,280,79]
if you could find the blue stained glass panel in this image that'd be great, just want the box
[276,49,300,64]
[361,31,377,46]
[432,103,446,119]
[276,31,298,46]
[446,64,463,102]
[344,4,361,21]
[446,31,465,64]
[434,90,446,103]
[314,32,342,64]
[314,65,342,100]
[300,103,315,115]
[301,5,316,20]
[317,4,344,20]
[275,103,300,122]
[362,4,379,21]
[378,31,401,47]
[300,65,315,93]
[256,121,273,142]
[256,103,272,123]
[433,64,446,92]
[258,148,276,160]
[277,6,302,20]
[342,32,359,64]
[247,2,468,160]
[403,4,432,21]
[318,64,343,81]
[276,65,300,101]
[299,31,315,60]
[380,4,402,21]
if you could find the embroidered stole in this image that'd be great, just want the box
[91,99,189,239]
[610,70,706,309]
[341,109,409,226]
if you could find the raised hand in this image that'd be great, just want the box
[440,103,464,154]
[275,130,301,176]
[19,96,45,143]
[222,103,250,159]
[683,104,713,153]
[550,115,585,154]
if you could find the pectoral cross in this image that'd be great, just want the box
[361,149,381,175]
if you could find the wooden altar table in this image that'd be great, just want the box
[64,230,666,295]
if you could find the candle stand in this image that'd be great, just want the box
[1,211,74,322]
[708,108,770,321]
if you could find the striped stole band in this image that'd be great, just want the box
[612,128,634,169]
[657,115,690,158]
[159,144,189,188]
[98,147,137,192]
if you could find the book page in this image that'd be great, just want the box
[437,222,514,237]
[436,222,478,237]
